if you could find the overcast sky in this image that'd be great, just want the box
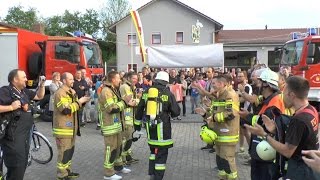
[1,0,320,30]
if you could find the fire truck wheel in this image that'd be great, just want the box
[28,52,43,80]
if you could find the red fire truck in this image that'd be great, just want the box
[0,22,104,121]
[280,28,320,110]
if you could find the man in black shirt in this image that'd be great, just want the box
[73,68,89,127]
[0,69,45,180]
[245,76,318,180]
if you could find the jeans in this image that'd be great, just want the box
[181,96,186,115]
[190,96,200,113]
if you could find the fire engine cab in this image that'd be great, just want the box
[0,22,104,121]
[280,28,320,110]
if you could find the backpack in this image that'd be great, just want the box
[0,86,20,140]
[273,105,319,177]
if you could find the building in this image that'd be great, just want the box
[109,0,223,72]
[110,0,313,72]
[217,28,306,71]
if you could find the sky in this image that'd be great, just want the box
[1,0,320,30]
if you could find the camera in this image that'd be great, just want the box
[40,76,46,82]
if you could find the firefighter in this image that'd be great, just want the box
[119,72,141,165]
[239,69,285,180]
[134,71,180,180]
[99,71,136,180]
[53,72,90,180]
[206,75,240,180]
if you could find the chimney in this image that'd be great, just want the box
[32,23,45,34]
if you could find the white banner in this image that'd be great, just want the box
[147,44,224,68]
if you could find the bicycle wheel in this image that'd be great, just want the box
[30,131,53,164]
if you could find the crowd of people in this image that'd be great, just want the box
[0,64,320,180]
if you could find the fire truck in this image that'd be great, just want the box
[0,22,104,121]
[280,28,320,110]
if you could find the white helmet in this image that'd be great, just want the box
[155,71,169,82]
[259,69,279,90]
[256,140,276,161]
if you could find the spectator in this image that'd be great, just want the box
[189,78,200,114]
[49,72,62,115]
[0,69,45,180]
[180,74,188,117]
[245,76,319,180]
[73,67,89,127]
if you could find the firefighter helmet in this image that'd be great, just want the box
[259,69,279,90]
[256,140,276,161]
[155,71,169,82]
[200,126,217,145]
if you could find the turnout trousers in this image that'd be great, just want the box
[56,137,76,178]
[216,144,237,180]
[104,133,123,177]
[121,125,134,162]
[148,147,168,180]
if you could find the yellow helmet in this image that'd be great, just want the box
[200,126,217,145]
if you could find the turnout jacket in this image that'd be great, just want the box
[99,83,127,136]
[207,86,240,146]
[53,85,82,138]
[135,83,180,148]
[119,80,140,127]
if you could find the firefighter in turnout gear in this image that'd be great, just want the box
[205,75,240,180]
[53,72,90,180]
[99,71,136,180]
[119,72,141,165]
[134,71,180,180]
[239,69,285,180]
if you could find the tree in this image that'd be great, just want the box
[44,9,100,36]
[3,5,39,30]
[44,15,64,36]
[80,9,100,35]
[100,0,131,63]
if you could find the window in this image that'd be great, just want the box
[128,34,137,45]
[268,51,281,71]
[176,32,183,43]
[55,42,80,63]
[281,40,304,65]
[127,64,137,72]
[83,42,100,65]
[152,33,161,44]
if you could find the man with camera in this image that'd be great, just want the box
[0,69,45,180]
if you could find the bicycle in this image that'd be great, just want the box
[28,122,53,165]
[0,122,53,179]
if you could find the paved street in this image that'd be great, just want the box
[24,102,251,180]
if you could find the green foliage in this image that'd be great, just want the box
[3,5,39,30]
[3,1,132,65]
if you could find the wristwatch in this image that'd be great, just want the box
[262,133,269,141]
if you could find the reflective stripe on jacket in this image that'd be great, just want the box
[53,85,81,138]
[99,83,126,136]
[208,86,240,145]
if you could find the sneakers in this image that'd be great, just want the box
[103,174,122,180]
[96,125,101,130]
[117,167,131,174]
[177,116,182,120]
